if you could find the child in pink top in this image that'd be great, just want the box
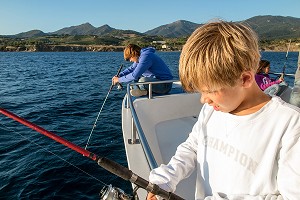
[255,60,284,91]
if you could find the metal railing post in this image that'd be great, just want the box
[128,117,139,144]
[148,83,153,99]
[125,80,178,169]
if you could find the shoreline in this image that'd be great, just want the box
[1,44,299,52]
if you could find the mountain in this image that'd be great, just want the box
[143,16,300,39]
[244,15,300,40]
[14,29,47,38]
[51,22,96,35]
[144,20,200,38]
[92,24,116,35]
[3,15,300,40]
[50,23,117,36]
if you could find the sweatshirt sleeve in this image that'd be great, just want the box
[119,53,153,83]
[260,80,281,91]
[118,63,137,83]
[118,63,136,78]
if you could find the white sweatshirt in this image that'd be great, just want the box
[149,96,300,200]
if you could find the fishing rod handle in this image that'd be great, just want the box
[97,157,184,200]
[111,64,124,90]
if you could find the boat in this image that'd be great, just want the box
[0,51,299,199]
[121,52,300,199]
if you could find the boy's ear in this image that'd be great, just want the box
[241,71,254,88]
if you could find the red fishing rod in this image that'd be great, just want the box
[0,108,184,200]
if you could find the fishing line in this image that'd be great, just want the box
[85,89,112,150]
[0,118,108,187]
[85,64,123,150]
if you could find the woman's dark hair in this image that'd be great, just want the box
[257,59,270,73]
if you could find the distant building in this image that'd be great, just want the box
[152,41,168,50]
[152,41,166,44]
[161,44,167,49]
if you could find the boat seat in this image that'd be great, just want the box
[133,92,202,165]
[132,92,202,199]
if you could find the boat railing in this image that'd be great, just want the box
[124,80,179,169]
[269,72,295,77]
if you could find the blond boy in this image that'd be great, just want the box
[147,21,300,200]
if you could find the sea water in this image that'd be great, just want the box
[0,51,298,199]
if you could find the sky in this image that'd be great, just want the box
[1,0,300,35]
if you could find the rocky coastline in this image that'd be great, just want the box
[2,44,125,52]
[1,43,299,52]
[260,43,300,52]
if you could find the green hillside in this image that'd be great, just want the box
[1,15,300,52]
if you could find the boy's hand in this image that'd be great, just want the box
[147,192,158,200]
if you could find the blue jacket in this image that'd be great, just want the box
[118,47,173,83]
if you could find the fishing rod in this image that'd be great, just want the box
[85,64,124,150]
[282,39,292,77]
[0,108,184,200]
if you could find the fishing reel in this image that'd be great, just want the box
[100,184,132,200]
[117,83,123,91]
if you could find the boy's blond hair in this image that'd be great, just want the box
[179,20,260,92]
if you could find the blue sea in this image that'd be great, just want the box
[0,51,298,199]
